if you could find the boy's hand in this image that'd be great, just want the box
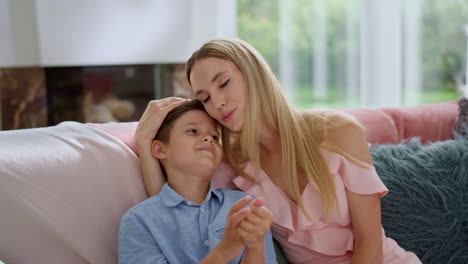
[236,197,273,249]
[216,196,252,260]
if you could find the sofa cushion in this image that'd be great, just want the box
[371,137,468,263]
[0,122,146,264]
[88,121,138,155]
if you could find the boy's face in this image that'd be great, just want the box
[154,110,222,179]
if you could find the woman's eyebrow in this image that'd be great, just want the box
[195,71,228,96]
[211,71,226,83]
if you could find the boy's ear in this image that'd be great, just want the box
[151,140,168,160]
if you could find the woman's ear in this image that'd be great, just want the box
[151,140,168,160]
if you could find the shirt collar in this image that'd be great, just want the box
[205,181,224,204]
[160,181,223,207]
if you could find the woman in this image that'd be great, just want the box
[135,39,421,263]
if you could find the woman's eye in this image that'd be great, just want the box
[188,129,197,134]
[212,135,219,141]
[202,96,210,103]
[220,79,230,88]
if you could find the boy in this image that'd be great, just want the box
[118,100,277,264]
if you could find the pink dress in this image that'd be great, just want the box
[213,145,421,264]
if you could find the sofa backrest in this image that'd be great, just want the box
[344,100,458,144]
[88,100,459,154]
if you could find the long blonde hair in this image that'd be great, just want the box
[186,38,363,218]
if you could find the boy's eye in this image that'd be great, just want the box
[187,129,197,134]
[212,135,219,141]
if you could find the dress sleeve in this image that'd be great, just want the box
[212,162,239,190]
[118,212,168,264]
[339,153,389,197]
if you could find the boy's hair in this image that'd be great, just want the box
[153,99,208,179]
[154,99,205,143]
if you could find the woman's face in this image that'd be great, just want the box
[189,57,247,133]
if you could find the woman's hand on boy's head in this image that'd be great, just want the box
[135,97,189,149]
[236,197,273,249]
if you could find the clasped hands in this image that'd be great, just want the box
[218,196,273,260]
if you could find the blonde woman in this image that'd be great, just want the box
[135,39,421,264]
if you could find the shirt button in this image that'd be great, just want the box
[200,207,205,213]
[204,240,210,246]
[186,201,192,206]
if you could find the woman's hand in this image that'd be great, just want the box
[236,197,273,249]
[135,97,189,151]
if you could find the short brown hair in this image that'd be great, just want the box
[154,99,206,143]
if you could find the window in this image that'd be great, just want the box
[238,0,467,109]
[403,0,467,105]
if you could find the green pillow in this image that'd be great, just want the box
[273,238,288,264]
[371,137,468,264]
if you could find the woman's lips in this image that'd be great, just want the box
[222,109,236,122]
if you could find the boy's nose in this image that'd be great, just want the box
[203,136,213,143]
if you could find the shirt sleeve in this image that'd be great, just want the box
[118,212,168,264]
[263,229,278,264]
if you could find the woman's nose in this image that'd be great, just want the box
[212,93,226,109]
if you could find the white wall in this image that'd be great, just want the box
[0,0,236,67]
[190,0,237,52]
[35,0,193,66]
[0,0,40,67]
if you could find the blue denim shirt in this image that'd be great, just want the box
[118,182,277,264]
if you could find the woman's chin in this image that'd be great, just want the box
[224,121,243,133]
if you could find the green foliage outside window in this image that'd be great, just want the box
[237,0,466,108]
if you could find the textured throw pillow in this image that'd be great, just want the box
[371,138,468,264]
[454,97,468,139]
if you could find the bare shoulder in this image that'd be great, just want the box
[299,110,372,163]
[326,124,373,164]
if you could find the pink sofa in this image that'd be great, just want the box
[0,100,458,264]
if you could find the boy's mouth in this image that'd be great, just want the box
[197,146,214,154]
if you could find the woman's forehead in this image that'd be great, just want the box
[191,58,236,81]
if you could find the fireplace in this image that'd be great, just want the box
[0,64,192,130]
